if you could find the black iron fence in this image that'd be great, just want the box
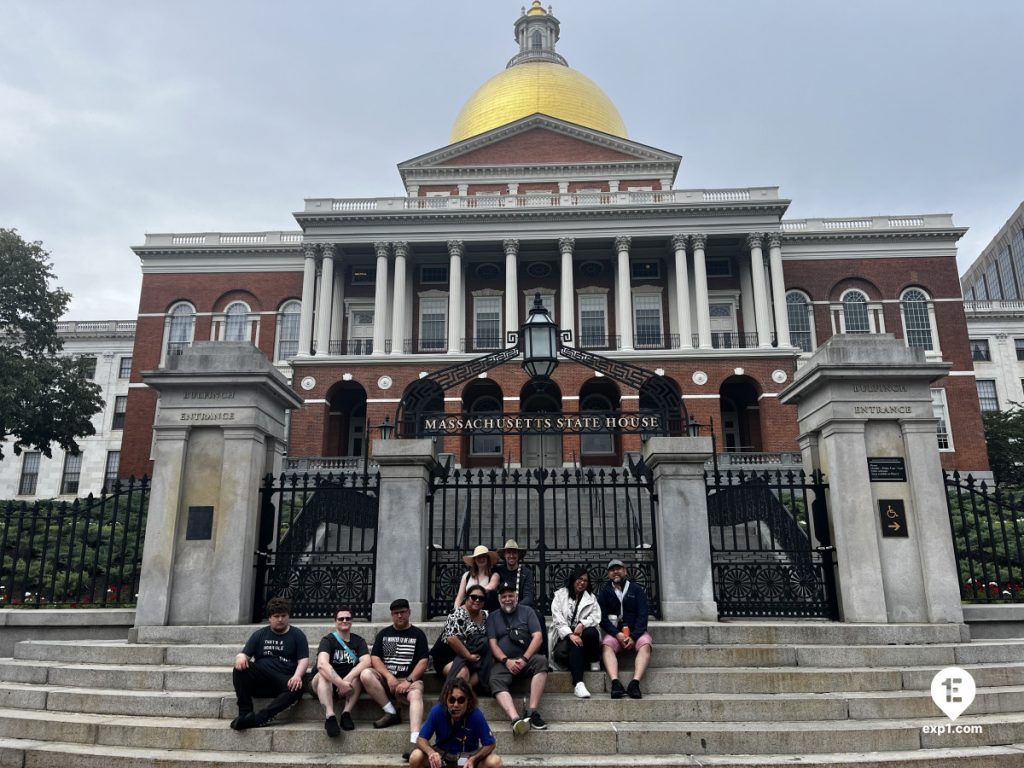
[705,468,837,619]
[0,477,149,608]
[255,471,380,620]
[946,471,1024,602]
[426,465,660,618]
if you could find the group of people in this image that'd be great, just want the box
[229,540,653,766]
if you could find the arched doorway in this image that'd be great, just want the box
[579,378,621,466]
[638,375,686,437]
[520,381,562,467]
[462,380,504,467]
[326,382,368,458]
[719,376,762,452]
[399,379,445,456]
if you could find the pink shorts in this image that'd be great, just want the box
[602,632,653,653]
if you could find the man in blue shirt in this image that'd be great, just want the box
[409,677,501,768]
[597,559,653,700]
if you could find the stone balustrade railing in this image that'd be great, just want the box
[782,214,951,232]
[142,231,303,247]
[55,320,137,336]
[963,300,1024,317]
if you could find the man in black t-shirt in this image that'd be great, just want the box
[312,606,371,737]
[230,597,310,730]
[359,598,430,758]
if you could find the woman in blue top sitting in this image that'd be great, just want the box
[409,677,502,768]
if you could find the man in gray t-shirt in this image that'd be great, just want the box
[485,581,549,736]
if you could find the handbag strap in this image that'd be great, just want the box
[332,631,357,665]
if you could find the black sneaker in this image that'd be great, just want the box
[339,711,355,731]
[528,711,548,730]
[402,752,411,762]
[229,712,256,730]
[374,711,402,729]
[610,679,625,699]
[627,679,642,699]
[324,715,341,737]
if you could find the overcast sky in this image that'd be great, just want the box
[3,0,1022,320]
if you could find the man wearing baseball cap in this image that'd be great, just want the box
[597,559,653,699]
[493,539,549,658]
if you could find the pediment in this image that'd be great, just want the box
[398,114,680,173]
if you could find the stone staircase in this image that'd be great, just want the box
[0,622,1023,766]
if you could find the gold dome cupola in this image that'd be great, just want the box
[449,3,627,144]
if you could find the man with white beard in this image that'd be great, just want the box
[485,581,549,735]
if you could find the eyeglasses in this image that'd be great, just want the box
[466,595,485,602]
[336,617,352,622]
[447,695,467,704]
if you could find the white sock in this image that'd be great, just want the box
[383,702,397,715]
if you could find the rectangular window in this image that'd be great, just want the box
[103,451,120,492]
[985,261,1002,300]
[18,452,41,495]
[930,389,952,451]
[79,357,97,379]
[578,294,608,348]
[970,339,991,362]
[633,294,663,348]
[976,380,999,413]
[631,261,661,280]
[112,396,128,430]
[420,265,449,284]
[473,297,502,350]
[118,356,133,378]
[1016,338,1024,362]
[419,298,447,352]
[351,267,376,285]
[61,453,82,495]
[705,258,733,277]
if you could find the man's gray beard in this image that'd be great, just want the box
[612,576,623,586]
[501,603,516,614]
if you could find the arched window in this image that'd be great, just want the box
[469,396,503,456]
[276,300,302,359]
[841,290,870,333]
[224,301,250,342]
[166,302,195,358]
[531,30,543,49]
[580,394,614,455]
[786,291,815,352]
[900,288,935,350]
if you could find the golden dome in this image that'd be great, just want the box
[526,1,547,16]
[450,61,627,144]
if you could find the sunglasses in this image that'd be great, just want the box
[447,695,468,704]
[336,618,352,623]
[466,594,485,602]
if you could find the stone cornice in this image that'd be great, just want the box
[401,161,679,184]
[783,228,967,244]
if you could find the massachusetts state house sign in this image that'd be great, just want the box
[421,412,664,435]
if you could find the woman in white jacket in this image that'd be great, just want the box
[550,566,602,698]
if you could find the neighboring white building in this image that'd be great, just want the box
[962,201,1024,413]
[0,320,136,500]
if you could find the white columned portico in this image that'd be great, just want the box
[297,242,318,357]
[447,240,464,353]
[503,238,519,342]
[391,241,409,355]
[314,243,335,356]
[372,242,390,355]
[747,233,773,347]
[559,236,575,346]
[692,233,712,349]
[615,235,634,350]
[671,234,691,349]
[767,233,790,348]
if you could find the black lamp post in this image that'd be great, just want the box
[378,415,394,440]
[520,293,559,380]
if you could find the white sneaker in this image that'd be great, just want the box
[574,681,591,698]
[589,662,601,672]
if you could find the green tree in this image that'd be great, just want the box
[0,229,103,460]
[983,405,1024,491]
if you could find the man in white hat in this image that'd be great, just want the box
[494,539,548,658]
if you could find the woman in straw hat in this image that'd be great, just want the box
[453,545,499,610]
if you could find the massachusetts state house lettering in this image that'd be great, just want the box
[421,413,662,435]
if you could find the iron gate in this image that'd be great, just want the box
[706,468,838,619]
[426,464,660,618]
[254,471,379,620]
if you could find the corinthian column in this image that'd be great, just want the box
[447,240,464,353]
[671,234,691,349]
[692,234,712,349]
[315,243,335,356]
[559,237,575,346]
[767,233,790,347]
[297,242,318,357]
[615,235,633,351]
[503,239,519,343]
[391,242,409,355]
[747,233,773,347]
[372,242,390,354]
